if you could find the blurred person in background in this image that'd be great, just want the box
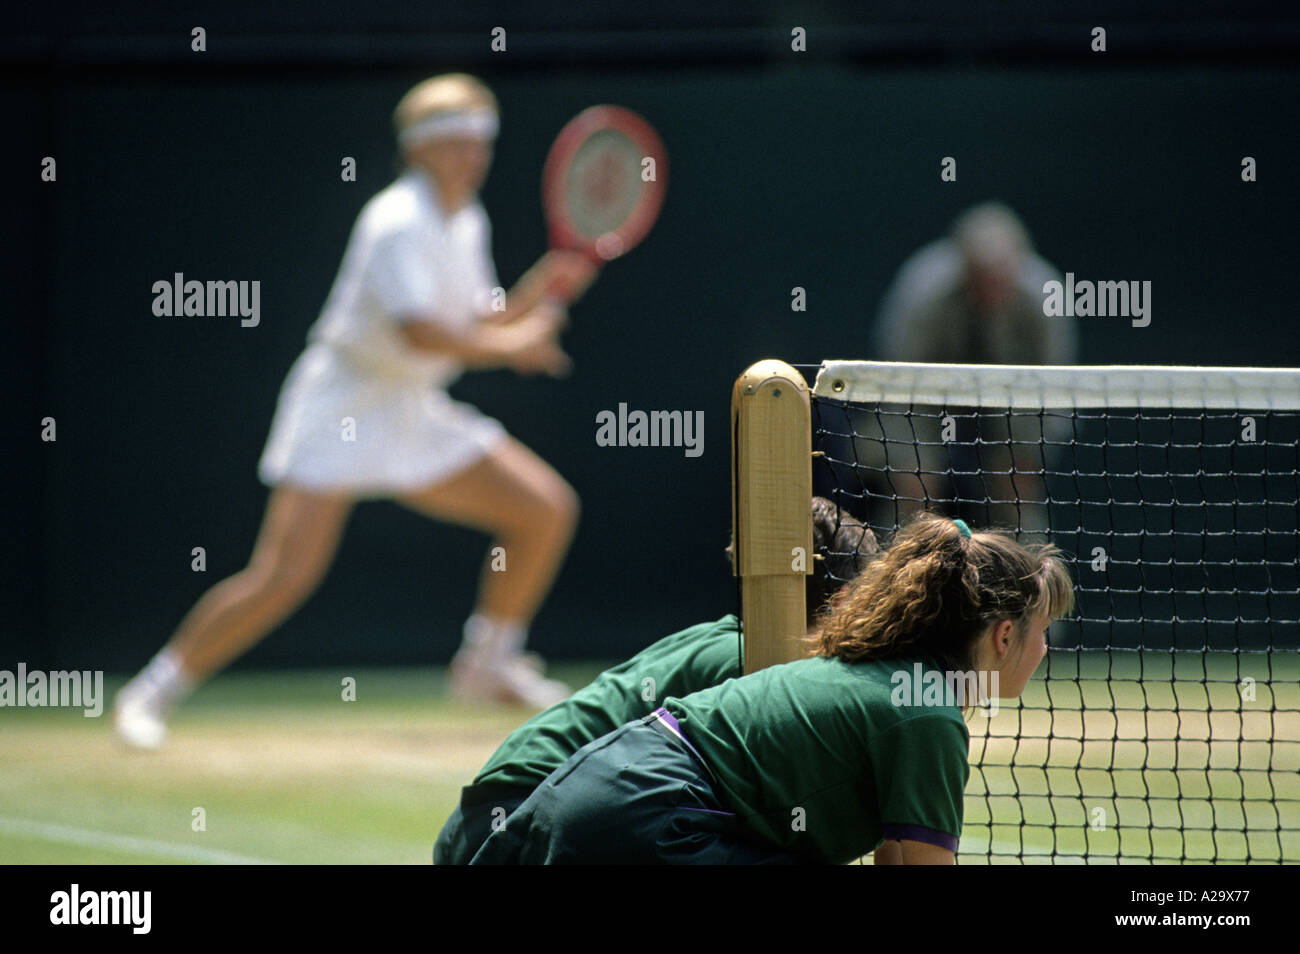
[857,202,1078,539]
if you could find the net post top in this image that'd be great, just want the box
[733,359,810,399]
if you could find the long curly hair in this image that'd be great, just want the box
[807,512,1075,673]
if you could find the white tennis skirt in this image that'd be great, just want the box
[257,344,507,496]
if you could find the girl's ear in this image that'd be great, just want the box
[993,619,1016,656]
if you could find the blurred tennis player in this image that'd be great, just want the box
[115,74,598,748]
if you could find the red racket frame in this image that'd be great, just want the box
[542,105,668,263]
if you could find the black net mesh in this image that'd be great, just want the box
[799,365,1300,863]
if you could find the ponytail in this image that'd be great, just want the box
[809,512,1074,672]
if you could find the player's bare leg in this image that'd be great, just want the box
[397,437,579,706]
[113,487,354,747]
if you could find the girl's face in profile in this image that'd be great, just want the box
[1001,613,1050,698]
[978,612,1051,700]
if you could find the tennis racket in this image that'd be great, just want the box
[542,105,668,266]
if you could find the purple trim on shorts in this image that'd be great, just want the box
[644,706,722,787]
[881,823,960,853]
[653,706,683,736]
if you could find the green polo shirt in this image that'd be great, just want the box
[664,654,971,864]
[474,615,742,790]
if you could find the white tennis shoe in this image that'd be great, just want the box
[112,690,168,750]
[450,650,570,709]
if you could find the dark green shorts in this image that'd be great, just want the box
[469,712,798,865]
[434,782,531,865]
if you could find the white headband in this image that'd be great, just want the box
[399,109,499,147]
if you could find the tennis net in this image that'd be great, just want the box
[735,359,1300,863]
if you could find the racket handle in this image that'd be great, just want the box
[544,256,601,305]
[544,274,581,305]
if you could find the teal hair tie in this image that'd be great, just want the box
[952,519,972,540]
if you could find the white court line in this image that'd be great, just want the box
[0,815,276,865]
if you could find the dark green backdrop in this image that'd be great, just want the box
[12,64,1299,671]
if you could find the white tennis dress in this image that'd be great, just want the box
[259,169,507,495]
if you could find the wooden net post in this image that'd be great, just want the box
[731,359,812,674]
